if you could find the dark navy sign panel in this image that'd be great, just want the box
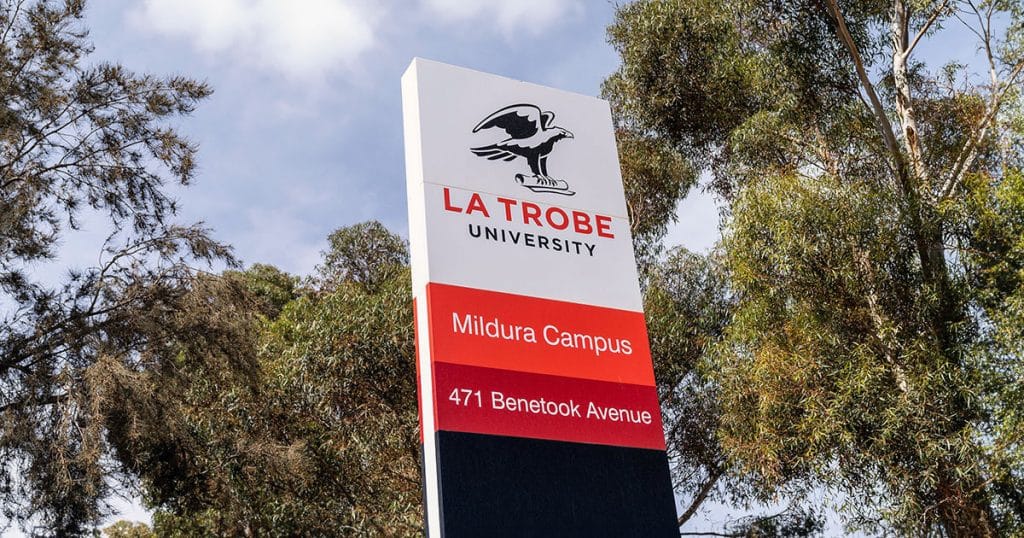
[435,432,679,538]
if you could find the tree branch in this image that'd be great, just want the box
[823,0,908,182]
[907,0,951,55]
[679,464,725,526]
[0,392,68,414]
[0,0,27,46]
[939,56,1024,200]
[966,0,998,86]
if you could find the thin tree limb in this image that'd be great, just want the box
[965,0,998,85]
[907,0,951,55]
[678,464,725,527]
[940,57,1024,200]
[823,0,908,182]
[0,392,68,414]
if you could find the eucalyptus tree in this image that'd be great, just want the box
[132,226,420,537]
[617,129,696,281]
[0,0,225,532]
[606,0,1024,534]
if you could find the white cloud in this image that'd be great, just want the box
[664,186,723,254]
[423,0,581,36]
[133,0,379,80]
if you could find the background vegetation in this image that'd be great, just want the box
[1,0,1022,536]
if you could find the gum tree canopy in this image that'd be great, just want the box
[606,0,1024,535]
[0,1,229,533]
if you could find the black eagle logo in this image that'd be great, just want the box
[470,104,575,196]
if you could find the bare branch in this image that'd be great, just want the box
[966,0,998,86]
[0,0,27,45]
[823,0,908,181]
[907,0,951,55]
[678,464,725,527]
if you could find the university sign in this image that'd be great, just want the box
[402,59,678,537]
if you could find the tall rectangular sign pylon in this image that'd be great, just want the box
[403,58,678,537]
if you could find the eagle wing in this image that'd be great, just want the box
[470,145,519,161]
[472,104,545,139]
[540,111,555,129]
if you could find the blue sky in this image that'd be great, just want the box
[72,0,719,282]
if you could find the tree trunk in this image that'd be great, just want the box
[934,467,997,537]
[886,4,998,535]
[892,0,928,184]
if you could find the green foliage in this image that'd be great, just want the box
[646,248,731,480]
[716,170,991,530]
[251,268,419,536]
[721,505,825,538]
[0,0,224,533]
[645,248,738,524]
[232,263,300,319]
[124,225,421,536]
[103,520,155,538]
[316,220,409,292]
[604,0,769,168]
[647,248,825,534]
[617,129,696,279]
[608,0,1024,534]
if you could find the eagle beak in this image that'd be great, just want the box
[566,131,574,139]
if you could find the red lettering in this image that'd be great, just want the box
[572,211,593,234]
[443,187,462,213]
[466,193,490,217]
[496,197,517,222]
[522,202,542,226]
[596,215,614,238]
[447,191,611,239]
[545,207,569,230]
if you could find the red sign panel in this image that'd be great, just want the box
[433,362,665,450]
[426,283,655,386]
